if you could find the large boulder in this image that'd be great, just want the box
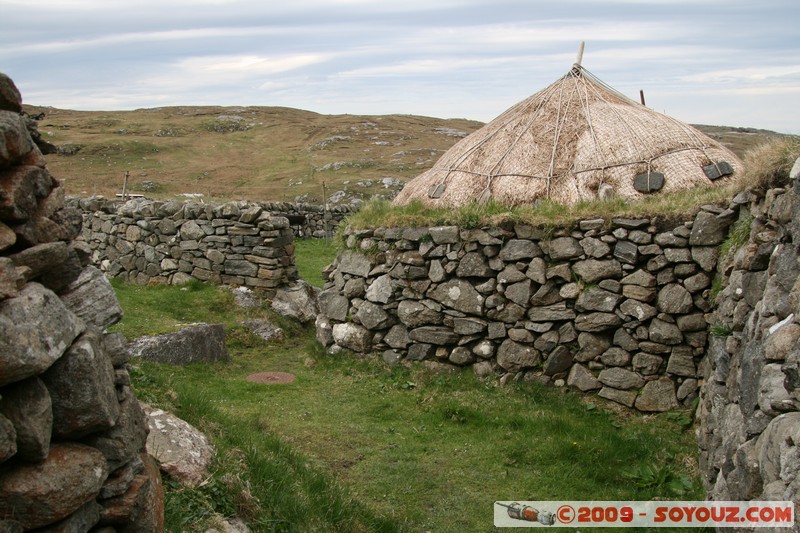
[129,323,230,365]
[270,280,319,324]
[0,443,108,530]
[143,404,214,486]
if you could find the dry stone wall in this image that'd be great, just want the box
[266,201,355,238]
[698,160,800,508]
[68,196,298,289]
[0,73,163,531]
[316,208,735,413]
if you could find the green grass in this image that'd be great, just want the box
[342,184,735,232]
[294,239,337,288]
[113,277,704,532]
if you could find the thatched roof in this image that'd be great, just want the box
[393,64,742,207]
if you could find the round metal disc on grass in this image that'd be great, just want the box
[246,372,296,384]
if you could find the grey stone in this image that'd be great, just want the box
[504,280,533,307]
[449,347,476,366]
[143,404,214,486]
[613,218,649,230]
[633,353,663,375]
[666,350,697,377]
[498,239,540,261]
[756,412,800,485]
[543,346,573,376]
[61,266,123,329]
[129,323,230,365]
[315,315,334,346]
[365,274,394,303]
[684,272,711,293]
[342,278,366,300]
[530,280,563,306]
[533,330,559,353]
[598,387,637,407]
[526,257,547,284]
[407,343,434,361]
[508,328,534,343]
[41,332,120,440]
[613,240,639,265]
[677,378,699,402]
[634,378,679,412]
[548,237,582,260]
[656,283,694,314]
[567,364,601,391]
[572,259,622,283]
[355,301,392,330]
[384,324,410,349]
[598,367,645,390]
[689,211,731,246]
[703,161,734,180]
[428,260,446,283]
[692,246,720,272]
[338,251,372,277]
[758,363,794,416]
[428,226,459,244]
[676,313,707,332]
[456,252,493,278]
[271,280,319,324]
[528,302,576,322]
[619,299,658,321]
[0,377,52,462]
[179,220,206,241]
[649,318,683,345]
[580,237,611,258]
[600,347,631,366]
[496,340,540,372]
[332,323,372,352]
[318,288,350,322]
[397,300,443,327]
[0,283,84,387]
[621,269,656,287]
[497,265,527,284]
[574,312,622,332]
[408,326,459,345]
[575,332,611,362]
[575,286,621,312]
[428,279,484,315]
[83,387,147,472]
[452,317,487,335]
[663,247,692,263]
[472,340,495,359]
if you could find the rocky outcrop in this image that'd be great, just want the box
[0,73,162,531]
[67,196,298,290]
[698,160,800,508]
[317,207,734,413]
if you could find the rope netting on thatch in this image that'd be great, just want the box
[393,65,742,207]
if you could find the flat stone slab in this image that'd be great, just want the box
[129,323,229,365]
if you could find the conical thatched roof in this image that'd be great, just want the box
[393,64,742,207]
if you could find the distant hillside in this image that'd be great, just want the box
[24,104,787,205]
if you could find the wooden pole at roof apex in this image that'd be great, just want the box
[574,41,585,68]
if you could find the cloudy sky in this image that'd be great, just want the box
[1,0,798,133]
